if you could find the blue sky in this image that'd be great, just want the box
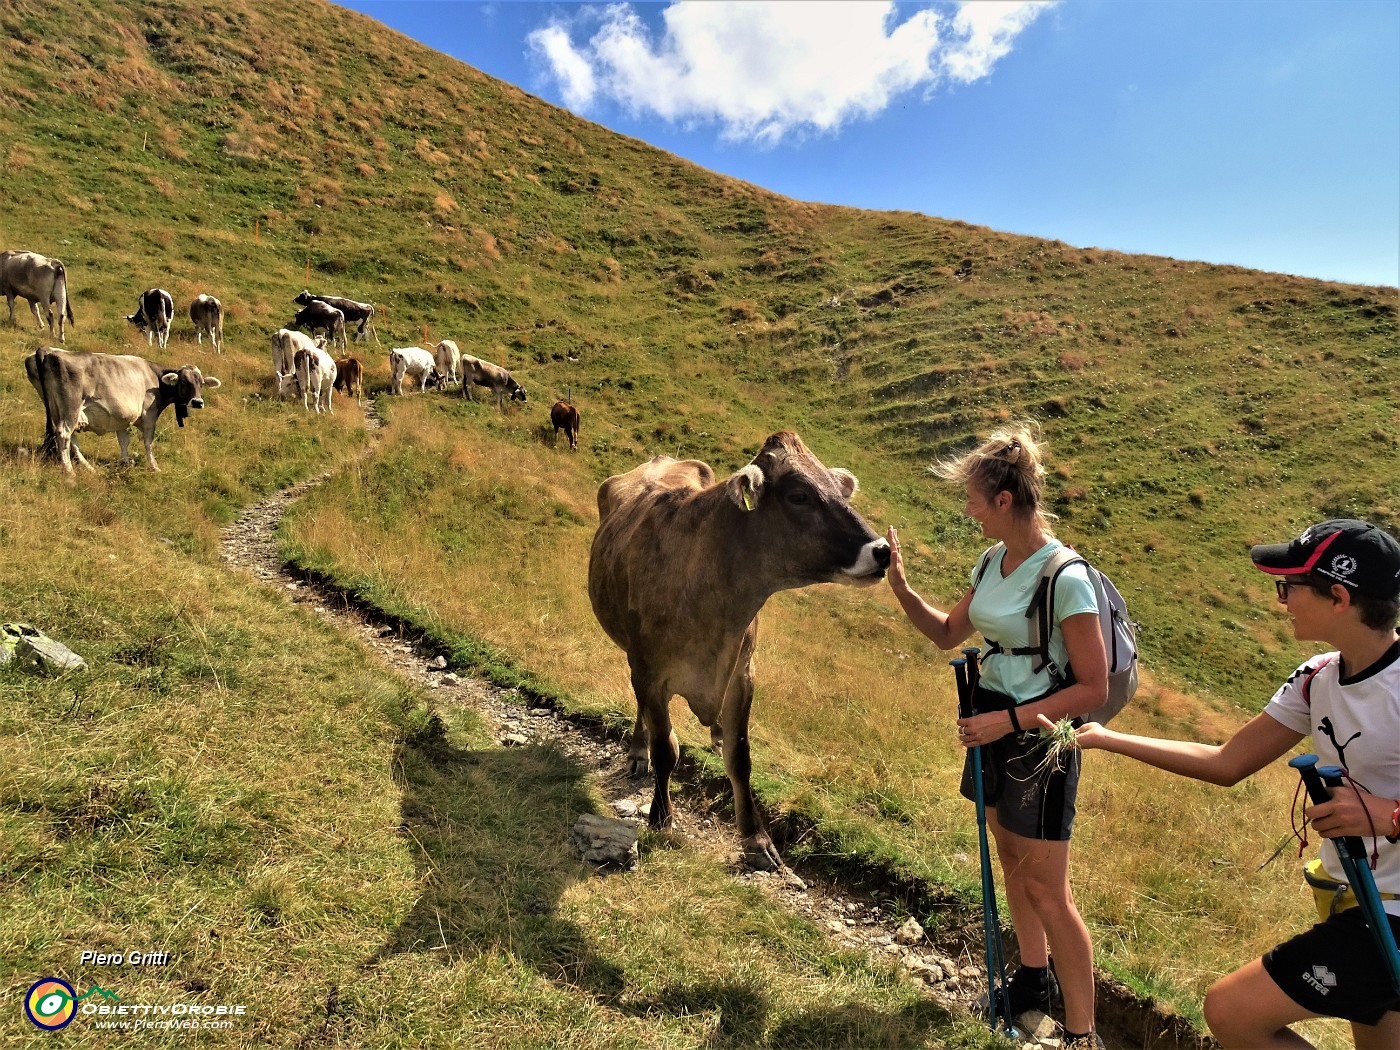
[335,1,1400,288]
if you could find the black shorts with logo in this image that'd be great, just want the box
[959,686,1080,842]
[1261,907,1400,1026]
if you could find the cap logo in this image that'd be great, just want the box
[1331,554,1357,578]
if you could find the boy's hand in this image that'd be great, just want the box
[1035,712,1110,750]
[1308,788,1394,840]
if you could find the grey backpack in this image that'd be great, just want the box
[974,545,1140,724]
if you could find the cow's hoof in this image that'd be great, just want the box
[741,837,784,873]
[626,756,650,778]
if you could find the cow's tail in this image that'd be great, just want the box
[54,262,75,324]
[26,347,62,460]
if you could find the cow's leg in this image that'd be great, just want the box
[28,299,46,331]
[629,668,678,828]
[720,661,782,872]
[4,292,14,323]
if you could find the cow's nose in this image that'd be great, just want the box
[189,398,204,409]
[873,540,891,568]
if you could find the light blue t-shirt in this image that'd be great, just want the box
[968,541,1099,702]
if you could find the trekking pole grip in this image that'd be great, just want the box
[1289,755,1367,860]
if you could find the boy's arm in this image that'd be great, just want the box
[1065,710,1304,786]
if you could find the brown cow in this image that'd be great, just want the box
[333,356,364,403]
[189,294,224,353]
[24,347,220,473]
[550,400,580,450]
[461,354,527,409]
[1,250,73,342]
[587,431,890,870]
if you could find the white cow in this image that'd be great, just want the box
[24,347,220,473]
[271,328,325,398]
[1,250,73,342]
[293,344,337,414]
[433,339,462,388]
[388,346,438,394]
[190,294,224,353]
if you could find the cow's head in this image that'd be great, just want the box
[509,381,528,403]
[126,312,148,332]
[724,431,889,588]
[160,365,221,427]
[294,290,314,306]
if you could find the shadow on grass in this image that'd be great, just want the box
[373,714,960,1048]
[624,983,957,1050]
[371,713,624,999]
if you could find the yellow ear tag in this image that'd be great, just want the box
[741,489,754,511]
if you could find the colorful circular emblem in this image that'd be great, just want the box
[25,978,77,1030]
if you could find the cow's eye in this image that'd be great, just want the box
[786,489,811,506]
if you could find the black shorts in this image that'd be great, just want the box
[959,687,1080,842]
[1261,908,1400,1026]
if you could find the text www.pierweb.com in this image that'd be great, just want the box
[91,1018,235,1032]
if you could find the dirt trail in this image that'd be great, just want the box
[217,399,1206,1050]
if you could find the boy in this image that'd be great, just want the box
[1063,519,1400,1049]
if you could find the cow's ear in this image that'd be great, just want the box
[830,468,859,499]
[203,376,221,389]
[160,372,179,386]
[727,464,764,511]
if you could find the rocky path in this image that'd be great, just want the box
[217,401,1202,1050]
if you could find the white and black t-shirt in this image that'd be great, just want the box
[1265,640,1400,916]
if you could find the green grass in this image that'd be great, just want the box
[1,2,1392,1047]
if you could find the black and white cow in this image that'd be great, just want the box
[293,290,374,343]
[127,288,175,349]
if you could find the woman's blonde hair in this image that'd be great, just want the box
[932,421,1054,525]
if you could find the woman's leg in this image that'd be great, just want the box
[990,814,1095,1034]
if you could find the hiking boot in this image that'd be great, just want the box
[1062,1033,1105,1050]
[987,965,1058,1017]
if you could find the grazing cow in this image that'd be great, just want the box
[550,400,580,450]
[189,294,224,353]
[333,356,364,403]
[293,343,337,414]
[289,300,346,351]
[271,328,325,398]
[388,346,439,394]
[432,339,461,389]
[127,288,175,349]
[588,431,890,871]
[0,250,73,342]
[293,290,375,343]
[24,346,220,473]
[461,355,527,409]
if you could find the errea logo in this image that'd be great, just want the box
[1302,965,1337,996]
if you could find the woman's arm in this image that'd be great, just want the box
[1069,710,1304,787]
[885,526,975,651]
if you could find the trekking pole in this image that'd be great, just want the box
[953,649,1017,1036]
[1289,754,1400,995]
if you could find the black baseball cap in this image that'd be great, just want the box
[1251,519,1400,601]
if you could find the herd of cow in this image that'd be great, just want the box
[2,247,583,469]
[7,248,890,874]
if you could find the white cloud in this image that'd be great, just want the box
[526,1,1054,145]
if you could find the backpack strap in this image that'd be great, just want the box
[1299,655,1337,707]
[1027,548,1088,680]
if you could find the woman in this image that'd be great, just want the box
[886,424,1108,1049]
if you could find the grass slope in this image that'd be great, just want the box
[1,1,1394,1046]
